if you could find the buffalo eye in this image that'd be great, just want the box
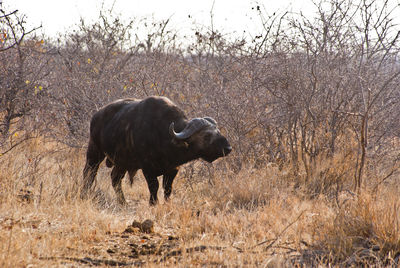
[204,133,212,143]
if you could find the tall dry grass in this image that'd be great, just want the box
[1,138,399,267]
[2,0,400,265]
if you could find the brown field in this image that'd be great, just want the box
[1,138,399,267]
[2,0,400,266]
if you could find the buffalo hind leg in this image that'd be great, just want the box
[162,168,178,201]
[143,170,159,205]
[111,167,127,205]
[81,140,105,200]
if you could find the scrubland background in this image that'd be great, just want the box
[1,0,400,266]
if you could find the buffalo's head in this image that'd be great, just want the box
[169,117,232,162]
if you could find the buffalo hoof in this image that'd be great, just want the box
[149,199,158,206]
[117,198,127,206]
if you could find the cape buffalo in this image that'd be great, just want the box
[81,96,232,205]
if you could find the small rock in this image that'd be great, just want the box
[123,226,140,234]
[127,219,154,234]
[140,219,154,233]
[131,221,142,229]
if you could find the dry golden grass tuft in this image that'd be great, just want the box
[1,138,399,267]
[310,189,400,265]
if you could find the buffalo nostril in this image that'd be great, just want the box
[223,146,232,155]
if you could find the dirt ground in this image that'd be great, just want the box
[1,197,311,267]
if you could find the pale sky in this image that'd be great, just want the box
[4,0,315,39]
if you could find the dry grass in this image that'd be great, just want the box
[1,138,399,267]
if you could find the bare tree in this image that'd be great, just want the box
[45,11,179,147]
[0,8,47,152]
[2,0,399,195]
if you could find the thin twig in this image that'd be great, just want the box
[0,9,18,18]
[247,210,306,251]
[372,164,398,193]
[0,136,36,156]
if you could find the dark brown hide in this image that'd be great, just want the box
[81,96,231,205]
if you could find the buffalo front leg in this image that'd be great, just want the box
[111,167,127,205]
[143,170,159,206]
[162,168,178,201]
[81,141,105,200]
[127,169,137,186]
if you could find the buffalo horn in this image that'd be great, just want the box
[203,117,217,125]
[169,118,213,140]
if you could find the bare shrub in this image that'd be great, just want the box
[0,8,51,151]
[1,0,400,265]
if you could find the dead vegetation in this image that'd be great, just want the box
[0,138,399,267]
[1,0,400,266]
